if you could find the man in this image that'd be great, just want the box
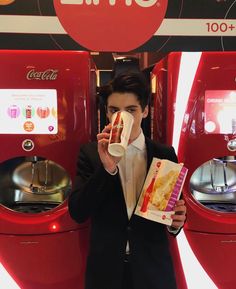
[68,72,186,289]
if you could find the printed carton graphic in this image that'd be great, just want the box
[135,158,188,225]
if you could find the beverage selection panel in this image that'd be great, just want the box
[204,90,236,134]
[0,89,58,134]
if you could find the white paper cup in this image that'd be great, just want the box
[108,111,134,157]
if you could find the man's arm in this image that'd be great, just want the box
[68,144,120,223]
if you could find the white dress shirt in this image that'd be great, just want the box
[118,131,147,219]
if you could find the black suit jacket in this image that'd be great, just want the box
[68,137,179,289]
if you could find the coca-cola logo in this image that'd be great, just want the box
[54,0,168,51]
[26,69,58,80]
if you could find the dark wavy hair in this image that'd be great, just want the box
[99,71,150,111]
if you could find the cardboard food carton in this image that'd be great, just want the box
[135,158,188,225]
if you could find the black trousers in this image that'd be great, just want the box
[123,254,134,289]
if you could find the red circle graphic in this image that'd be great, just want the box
[54,0,168,51]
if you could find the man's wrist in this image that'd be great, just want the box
[167,225,181,234]
[105,166,118,175]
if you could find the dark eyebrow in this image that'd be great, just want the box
[107,105,139,110]
[125,105,139,109]
[107,105,119,110]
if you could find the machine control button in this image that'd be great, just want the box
[227,139,236,151]
[22,139,34,151]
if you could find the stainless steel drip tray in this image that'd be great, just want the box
[201,202,236,213]
[9,202,60,213]
[191,184,236,195]
[0,188,65,205]
[193,189,236,212]
[192,189,236,203]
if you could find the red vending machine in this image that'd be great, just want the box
[0,50,97,289]
[151,51,236,289]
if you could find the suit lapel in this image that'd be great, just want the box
[145,137,155,170]
[117,173,129,221]
[94,142,129,221]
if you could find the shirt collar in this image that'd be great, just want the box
[128,130,146,151]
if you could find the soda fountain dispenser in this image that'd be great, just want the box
[151,51,236,289]
[0,50,97,289]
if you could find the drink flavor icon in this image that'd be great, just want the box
[22,105,35,119]
[23,121,34,132]
[8,105,20,118]
[37,107,50,118]
[51,107,57,118]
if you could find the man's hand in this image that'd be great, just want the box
[171,199,186,229]
[97,124,121,174]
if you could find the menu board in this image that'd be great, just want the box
[0,89,58,134]
[205,90,236,134]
